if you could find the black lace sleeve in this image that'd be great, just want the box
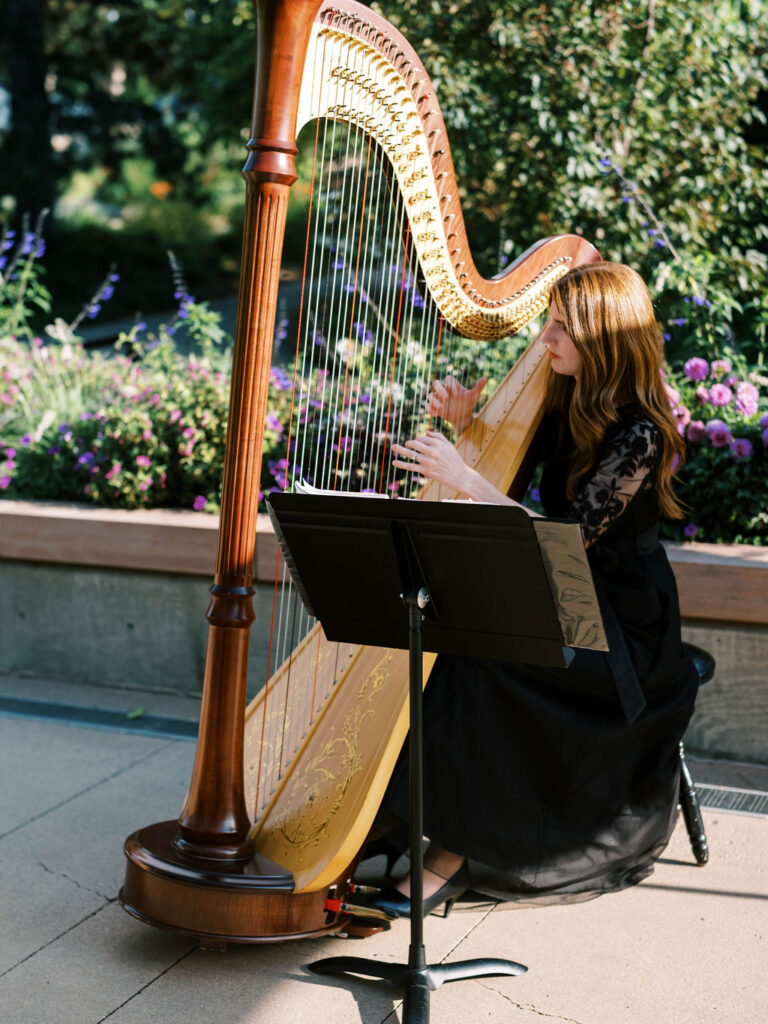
[568,417,662,545]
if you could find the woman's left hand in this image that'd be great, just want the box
[391,430,473,494]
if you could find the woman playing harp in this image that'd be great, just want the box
[121,0,636,944]
[365,261,700,917]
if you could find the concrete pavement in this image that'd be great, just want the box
[1,672,766,1024]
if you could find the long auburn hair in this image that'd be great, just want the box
[546,261,684,519]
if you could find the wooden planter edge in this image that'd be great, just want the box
[2,499,767,626]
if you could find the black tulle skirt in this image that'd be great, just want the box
[381,645,699,904]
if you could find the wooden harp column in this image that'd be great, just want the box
[120,0,600,945]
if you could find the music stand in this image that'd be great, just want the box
[267,492,607,1024]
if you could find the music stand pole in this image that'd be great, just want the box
[309,526,526,1024]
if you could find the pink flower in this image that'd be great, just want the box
[735,382,759,418]
[705,419,732,448]
[708,383,733,407]
[695,386,709,404]
[170,409,182,423]
[182,426,195,439]
[711,358,731,378]
[663,382,680,406]
[687,420,706,443]
[725,372,740,388]
[730,438,753,459]
[193,495,207,511]
[683,357,709,382]
[673,405,691,434]
[0,475,11,490]
[136,454,152,468]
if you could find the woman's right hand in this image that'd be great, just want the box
[426,375,487,434]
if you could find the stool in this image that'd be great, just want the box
[679,642,715,865]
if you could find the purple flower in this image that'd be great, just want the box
[193,495,207,511]
[265,413,283,433]
[686,420,706,443]
[77,452,95,466]
[58,422,70,433]
[20,232,35,256]
[79,411,92,421]
[47,445,61,455]
[20,434,31,446]
[692,296,707,307]
[0,476,11,490]
[708,383,732,407]
[705,419,732,448]
[760,411,768,430]
[683,357,709,382]
[683,523,698,539]
[136,454,151,468]
[762,427,768,447]
[529,487,541,503]
[735,382,759,418]
[4,447,15,458]
[671,317,686,326]
[730,438,753,459]
[711,358,731,378]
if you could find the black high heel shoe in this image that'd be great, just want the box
[366,863,469,920]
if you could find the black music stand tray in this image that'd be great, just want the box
[267,492,606,1024]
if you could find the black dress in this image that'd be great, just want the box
[381,408,700,904]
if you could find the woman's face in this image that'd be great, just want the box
[541,298,582,377]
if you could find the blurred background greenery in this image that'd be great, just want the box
[0,0,766,359]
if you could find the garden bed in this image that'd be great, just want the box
[1,500,766,761]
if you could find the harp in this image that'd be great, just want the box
[120,0,599,945]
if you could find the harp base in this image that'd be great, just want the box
[120,819,350,944]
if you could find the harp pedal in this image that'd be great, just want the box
[325,898,394,923]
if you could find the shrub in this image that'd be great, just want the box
[661,355,768,544]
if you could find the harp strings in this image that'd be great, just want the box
[250,23,485,820]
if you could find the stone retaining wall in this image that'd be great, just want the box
[1,500,766,760]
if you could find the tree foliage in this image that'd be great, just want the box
[374,0,768,359]
[0,1,766,357]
